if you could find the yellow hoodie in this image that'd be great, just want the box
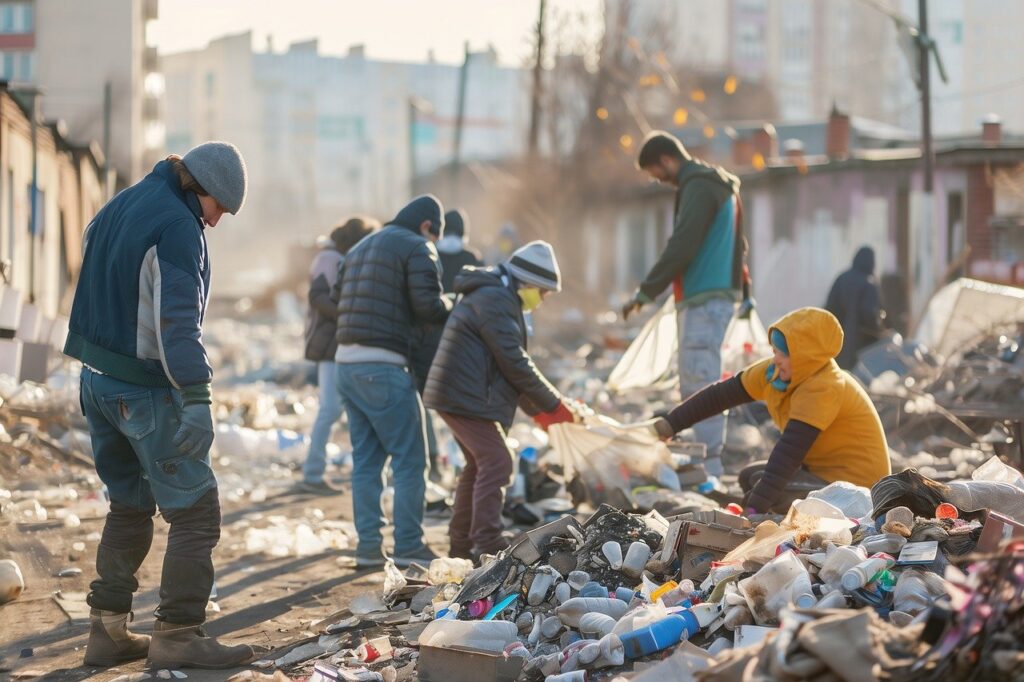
[740,307,891,488]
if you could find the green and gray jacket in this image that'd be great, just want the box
[639,158,747,309]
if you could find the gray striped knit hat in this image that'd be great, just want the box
[506,240,562,292]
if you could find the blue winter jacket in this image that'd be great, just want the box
[64,160,213,405]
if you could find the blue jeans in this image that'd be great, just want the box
[336,362,427,555]
[80,367,217,510]
[303,360,344,483]
[678,297,735,472]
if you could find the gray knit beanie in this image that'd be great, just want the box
[506,240,562,292]
[181,141,248,214]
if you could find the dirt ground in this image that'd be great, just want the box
[0,481,450,681]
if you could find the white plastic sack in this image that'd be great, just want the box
[946,480,1024,522]
[972,455,1024,491]
[721,309,771,379]
[607,298,678,392]
[806,481,873,519]
[548,415,675,508]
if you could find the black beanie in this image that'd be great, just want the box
[392,194,445,236]
[443,209,470,239]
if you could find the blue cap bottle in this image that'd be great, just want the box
[619,612,701,659]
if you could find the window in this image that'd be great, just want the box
[0,2,31,33]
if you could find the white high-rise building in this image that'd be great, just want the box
[4,0,165,184]
[162,32,532,294]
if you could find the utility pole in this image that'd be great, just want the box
[408,97,418,198]
[451,41,470,200]
[527,0,546,159]
[918,0,933,193]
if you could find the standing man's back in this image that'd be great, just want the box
[65,143,254,670]
[333,194,452,568]
[623,131,749,477]
[825,246,885,369]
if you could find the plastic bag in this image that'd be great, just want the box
[607,298,678,393]
[870,469,950,521]
[549,415,675,508]
[720,308,771,379]
[972,455,1024,491]
[945,480,1024,522]
[807,481,873,519]
[738,550,809,625]
[381,560,407,606]
[722,521,795,568]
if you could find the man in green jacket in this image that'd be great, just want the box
[622,131,748,477]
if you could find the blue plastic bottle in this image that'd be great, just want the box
[620,612,701,659]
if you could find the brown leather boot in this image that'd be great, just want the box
[83,609,151,667]
[147,621,254,669]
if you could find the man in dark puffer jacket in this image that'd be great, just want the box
[425,241,581,560]
[332,195,452,568]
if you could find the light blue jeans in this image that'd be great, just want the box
[336,362,427,556]
[303,361,344,483]
[678,297,735,474]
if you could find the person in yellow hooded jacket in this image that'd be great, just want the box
[642,307,891,513]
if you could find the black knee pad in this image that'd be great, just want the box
[101,502,156,551]
[163,488,222,558]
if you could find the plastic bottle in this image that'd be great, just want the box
[579,582,609,599]
[578,612,616,639]
[466,598,492,618]
[556,598,629,627]
[567,571,590,591]
[621,541,652,578]
[860,533,907,556]
[892,570,934,615]
[577,633,624,669]
[815,590,848,609]
[555,582,572,605]
[529,567,557,606]
[602,541,623,570]
[614,586,635,602]
[419,619,518,653]
[619,612,700,659]
[841,557,892,592]
[789,571,816,608]
[819,544,868,586]
[723,604,753,631]
[542,615,565,640]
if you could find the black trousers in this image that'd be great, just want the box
[738,461,828,514]
[87,488,221,624]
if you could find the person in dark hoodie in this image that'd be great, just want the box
[436,208,484,292]
[825,246,885,369]
[332,194,452,568]
[622,131,750,477]
[638,307,891,513]
[300,216,379,493]
[425,241,581,560]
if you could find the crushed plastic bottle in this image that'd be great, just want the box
[620,612,700,659]
[555,598,628,628]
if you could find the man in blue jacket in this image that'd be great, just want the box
[623,131,749,477]
[64,143,254,669]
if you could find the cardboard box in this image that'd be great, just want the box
[978,511,1024,552]
[418,645,524,682]
[510,514,582,565]
[676,516,754,581]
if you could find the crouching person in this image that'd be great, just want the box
[641,307,891,513]
[425,241,581,561]
[64,143,254,668]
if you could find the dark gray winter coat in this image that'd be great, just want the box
[333,224,451,358]
[424,266,561,430]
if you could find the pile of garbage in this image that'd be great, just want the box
[241,452,1024,681]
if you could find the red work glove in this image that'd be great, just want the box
[533,402,576,431]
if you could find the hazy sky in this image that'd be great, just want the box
[149,0,602,66]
